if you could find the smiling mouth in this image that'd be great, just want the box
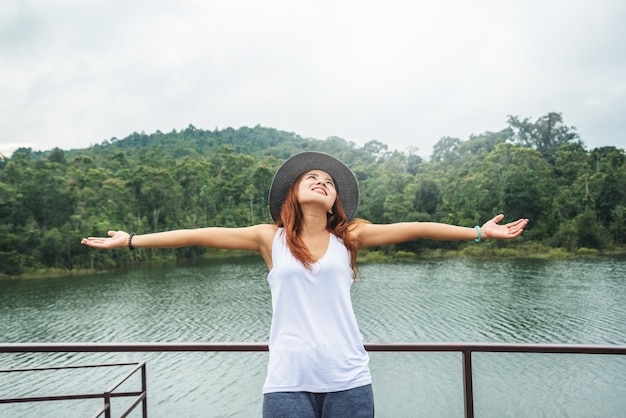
[311,187,327,195]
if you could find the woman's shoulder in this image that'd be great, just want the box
[347,218,372,235]
[346,218,374,248]
[253,224,280,242]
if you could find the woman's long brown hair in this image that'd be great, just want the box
[275,172,361,277]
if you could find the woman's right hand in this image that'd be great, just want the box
[81,230,130,250]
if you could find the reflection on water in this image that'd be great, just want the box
[1,256,625,417]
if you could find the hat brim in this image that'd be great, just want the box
[269,152,359,222]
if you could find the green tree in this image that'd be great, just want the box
[430,136,461,163]
[457,130,509,158]
[130,166,183,231]
[609,205,626,244]
[174,157,212,226]
[41,227,65,268]
[363,140,389,160]
[507,112,581,162]
[596,171,624,224]
[410,177,441,215]
[483,144,554,238]
[575,209,608,249]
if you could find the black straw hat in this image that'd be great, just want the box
[269,152,359,221]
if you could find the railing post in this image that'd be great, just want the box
[462,350,474,418]
[103,391,111,418]
[141,362,148,418]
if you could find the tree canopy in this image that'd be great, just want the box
[1,115,624,277]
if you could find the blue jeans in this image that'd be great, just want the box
[262,384,374,418]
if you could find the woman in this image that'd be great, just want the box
[82,151,528,417]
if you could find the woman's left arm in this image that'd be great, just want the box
[353,214,528,249]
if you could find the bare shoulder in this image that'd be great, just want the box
[231,223,278,248]
[347,219,376,248]
[254,224,279,244]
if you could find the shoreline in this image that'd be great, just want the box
[3,245,625,280]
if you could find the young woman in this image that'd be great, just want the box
[82,151,528,418]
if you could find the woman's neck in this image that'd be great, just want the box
[300,213,329,237]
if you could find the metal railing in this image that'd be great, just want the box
[0,359,147,418]
[1,342,625,418]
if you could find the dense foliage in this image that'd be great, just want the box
[1,112,625,277]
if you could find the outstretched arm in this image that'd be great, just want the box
[81,224,277,256]
[352,214,528,249]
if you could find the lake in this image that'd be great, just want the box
[1,256,625,417]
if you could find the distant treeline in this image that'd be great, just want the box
[1,112,624,277]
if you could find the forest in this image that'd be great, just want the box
[0,112,625,277]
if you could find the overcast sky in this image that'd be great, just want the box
[1,0,625,159]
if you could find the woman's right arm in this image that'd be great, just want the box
[81,224,277,254]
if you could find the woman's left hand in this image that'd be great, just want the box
[481,214,528,240]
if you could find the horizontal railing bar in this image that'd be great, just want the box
[0,342,268,353]
[0,394,104,404]
[0,391,142,404]
[365,342,626,355]
[0,362,141,373]
[1,342,625,355]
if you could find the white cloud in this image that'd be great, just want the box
[1,0,625,158]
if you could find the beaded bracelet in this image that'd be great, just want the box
[474,226,482,243]
[128,233,136,250]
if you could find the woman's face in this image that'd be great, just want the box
[297,170,337,213]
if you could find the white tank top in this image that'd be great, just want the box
[262,228,372,393]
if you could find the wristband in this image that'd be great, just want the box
[474,226,482,243]
[128,233,136,250]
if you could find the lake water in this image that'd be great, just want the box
[1,256,625,417]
